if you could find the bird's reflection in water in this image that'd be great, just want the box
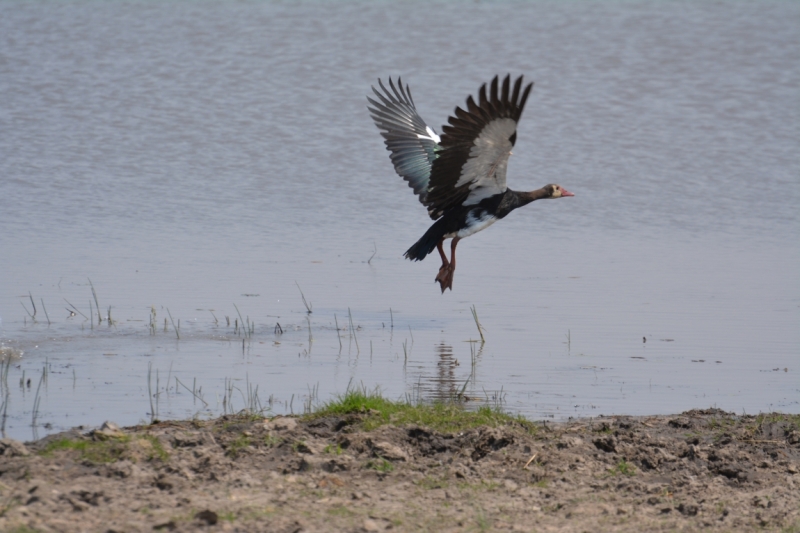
[414,343,483,403]
[433,344,458,401]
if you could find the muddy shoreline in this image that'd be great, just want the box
[1,409,798,532]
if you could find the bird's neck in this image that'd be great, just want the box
[493,187,549,219]
[515,187,551,206]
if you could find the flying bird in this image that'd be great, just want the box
[367,75,573,293]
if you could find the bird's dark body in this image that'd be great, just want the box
[405,189,534,261]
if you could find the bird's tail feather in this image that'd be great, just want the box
[404,219,447,261]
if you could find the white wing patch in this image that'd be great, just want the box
[456,118,516,206]
[417,126,441,144]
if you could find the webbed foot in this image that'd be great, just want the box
[435,265,455,293]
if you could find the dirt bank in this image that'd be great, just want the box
[1,408,798,532]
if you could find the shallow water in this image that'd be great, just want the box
[1,1,798,441]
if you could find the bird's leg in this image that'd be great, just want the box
[434,239,451,293]
[446,237,460,291]
[435,237,460,293]
[450,237,460,271]
[436,239,449,268]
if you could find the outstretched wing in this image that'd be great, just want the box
[425,75,533,220]
[367,78,440,205]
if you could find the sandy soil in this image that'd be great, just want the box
[1,409,798,532]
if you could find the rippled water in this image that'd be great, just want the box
[1,1,798,441]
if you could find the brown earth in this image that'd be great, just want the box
[1,409,798,532]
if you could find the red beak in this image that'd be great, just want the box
[561,188,575,197]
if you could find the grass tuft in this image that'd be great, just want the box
[40,436,130,464]
[39,434,168,464]
[226,434,252,458]
[306,386,535,434]
[141,435,170,461]
[323,443,343,455]
[365,457,394,473]
[608,459,637,477]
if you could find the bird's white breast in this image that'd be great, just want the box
[449,210,498,239]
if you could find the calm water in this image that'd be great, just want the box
[1,1,798,441]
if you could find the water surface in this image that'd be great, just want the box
[1,1,798,441]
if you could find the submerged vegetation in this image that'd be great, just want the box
[8,279,506,441]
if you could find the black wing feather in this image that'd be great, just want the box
[367,78,438,203]
[425,75,534,219]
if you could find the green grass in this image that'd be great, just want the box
[226,434,251,458]
[706,416,736,431]
[327,505,355,518]
[705,416,731,429]
[141,435,170,461]
[417,476,448,490]
[323,443,343,455]
[40,436,131,464]
[365,458,394,473]
[306,387,535,434]
[475,506,490,532]
[607,460,636,477]
[264,435,282,447]
[703,411,798,443]
[753,413,800,431]
[39,435,168,464]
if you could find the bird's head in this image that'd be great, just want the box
[547,184,574,199]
